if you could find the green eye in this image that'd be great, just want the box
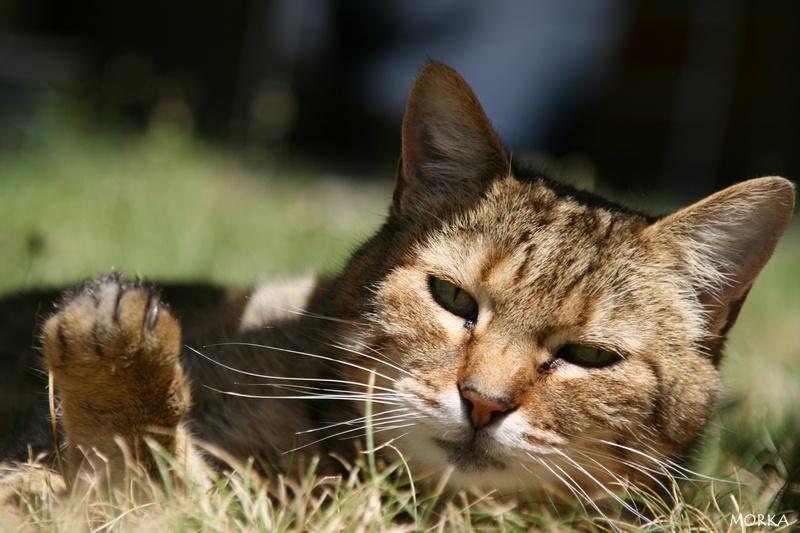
[557,345,620,368]
[429,277,478,322]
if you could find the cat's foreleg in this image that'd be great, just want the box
[40,273,201,489]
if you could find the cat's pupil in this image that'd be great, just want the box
[450,287,465,305]
[429,276,478,322]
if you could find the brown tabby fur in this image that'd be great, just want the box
[0,62,795,514]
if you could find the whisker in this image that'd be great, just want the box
[575,435,733,485]
[325,337,414,378]
[283,308,366,325]
[330,419,418,442]
[286,420,418,454]
[266,385,403,405]
[530,455,594,516]
[195,343,399,385]
[201,384,401,406]
[573,450,683,518]
[554,449,647,521]
[336,423,418,443]
[296,408,417,435]
[238,381,401,403]
[243,296,367,326]
[231,377,398,395]
[570,447,674,496]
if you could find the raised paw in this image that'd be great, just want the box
[41,272,190,482]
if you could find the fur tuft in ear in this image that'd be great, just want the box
[647,176,795,336]
[393,61,510,216]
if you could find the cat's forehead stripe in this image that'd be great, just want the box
[478,248,509,285]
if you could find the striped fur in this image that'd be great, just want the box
[1,63,794,512]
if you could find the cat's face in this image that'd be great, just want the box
[364,181,718,494]
[342,176,721,496]
[333,62,794,497]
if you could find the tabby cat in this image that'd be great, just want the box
[0,62,795,509]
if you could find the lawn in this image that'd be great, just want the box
[0,116,391,294]
[1,113,798,531]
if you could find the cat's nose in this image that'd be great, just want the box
[460,387,513,430]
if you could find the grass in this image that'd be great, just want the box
[1,109,799,531]
[0,108,391,294]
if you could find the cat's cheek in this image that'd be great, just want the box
[395,376,464,429]
[544,362,658,434]
[372,267,473,357]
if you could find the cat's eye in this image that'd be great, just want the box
[556,344,620,368]
[429,277,478,322]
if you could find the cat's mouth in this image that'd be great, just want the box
[433,437,507,473]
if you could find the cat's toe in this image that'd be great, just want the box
[40,273,191,484]
[41,272,182,387]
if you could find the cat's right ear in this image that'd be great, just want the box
[392,61,511,217]
[646,176,795,341]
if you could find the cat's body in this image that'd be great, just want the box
[0,63,795,511]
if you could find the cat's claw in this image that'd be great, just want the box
[44,273,179,376]
[41,272,190,482]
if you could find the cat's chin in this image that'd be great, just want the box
[398,433,547,495]
[433,436,508,473]
[402,431,617,497]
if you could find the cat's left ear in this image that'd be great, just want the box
[393,61,511,216]
[646,176,795,337]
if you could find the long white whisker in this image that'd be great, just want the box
[530,455,593,516]
[578,435,733,484]
[201,385,401,405]
[196,343,399,385]
[329,418,418,441]
[337,423,418,443]
[570,447,674,497]
[244,298,366,326]
[267,385,402,405]
[327,332,407,363]
[286,421,417,454]
[574,450,682,517]
[296,408,417,435]
[189,349,403,400]
[325,338,414,378]
[249,382,401,404]
[553,449,646,521]
[231,377,398,395]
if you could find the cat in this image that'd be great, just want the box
[0,61,795,512]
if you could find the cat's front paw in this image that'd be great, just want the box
[41,273,190,480]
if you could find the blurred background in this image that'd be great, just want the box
[1,0,799,194]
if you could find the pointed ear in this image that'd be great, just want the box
[646,176,795,336]
[392,61,510,216]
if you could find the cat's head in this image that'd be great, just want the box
[334,62,795,497]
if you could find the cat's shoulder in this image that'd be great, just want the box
[240,275,320,330]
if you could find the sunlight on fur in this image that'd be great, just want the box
[0,61,796,531]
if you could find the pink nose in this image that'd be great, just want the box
[460,388,512,430]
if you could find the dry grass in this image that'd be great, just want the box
[1,114,798,531]
[3,441,794,532]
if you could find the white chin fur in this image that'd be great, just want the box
[395,396,559,493]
